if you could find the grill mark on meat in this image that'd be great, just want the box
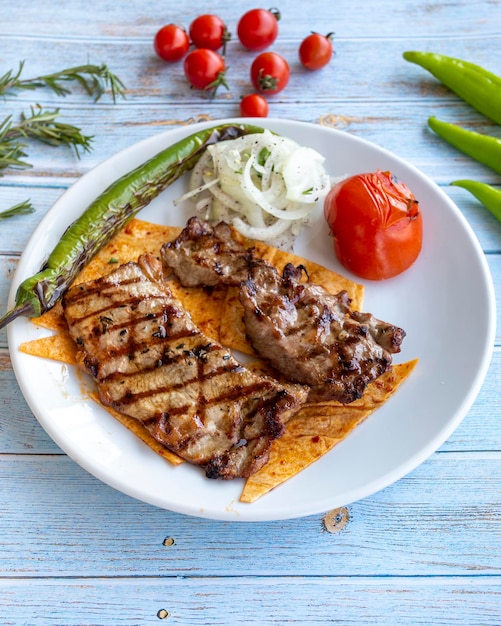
[64,274,143,297]
[240,262,405,403]
[111,364,270,407]
[161,219,406,404]
[62,254,307,479]
[139,378,275,430]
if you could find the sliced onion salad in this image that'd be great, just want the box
[174,130,331,247]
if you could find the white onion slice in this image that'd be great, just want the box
[175,129,330,247]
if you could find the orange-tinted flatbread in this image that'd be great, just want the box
[240,359,418,502]
[20,331,78,365]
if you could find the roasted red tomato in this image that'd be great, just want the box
[237,8,280,51]
[154,24,190,62]
[239,93,269,117]
[324,170,423,280]
[250,52,290,94]
[189,14,229,51]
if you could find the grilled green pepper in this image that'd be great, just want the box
[451,179,501,224]
[403,51,501,125]
[0,123,265,329]
[428,116,501,176]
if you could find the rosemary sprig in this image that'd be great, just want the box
[0,116,30,171]
[0,199,35,221]
[0,60,126,102]
[17,105,93,156]
[0,105,93,168]
[0,60,125,222]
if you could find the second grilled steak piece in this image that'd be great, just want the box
[161,216,255,287]
[240,263,406,404]
[161,218,406,403]
[62,254,307,479]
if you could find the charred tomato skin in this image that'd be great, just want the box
[324,170,423,280]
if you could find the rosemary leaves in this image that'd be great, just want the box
[0,61,126,102]
[1,61,126,219]
[0,200,35,221]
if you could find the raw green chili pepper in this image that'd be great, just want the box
[0,122,265,329]
[428,116,501,176]
[403,51,501,125]
[451,179,501,224]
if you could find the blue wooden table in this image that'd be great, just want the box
[1,1,500,623]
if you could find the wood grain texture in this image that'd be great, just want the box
[1,0,500,624]
[1,577,501,626]
[0,453,499,577]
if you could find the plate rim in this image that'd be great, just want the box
[7,117,497,521]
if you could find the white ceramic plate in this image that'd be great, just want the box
[8,118,496,521]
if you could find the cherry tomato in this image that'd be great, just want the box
[153,24,190,62]
[189,14,229,51]
[323,170,423,280]
[250,52,290,94]
[299,32,334,70]
[237,8,280,51]
[183,48,227,92]
[240,94,269,117]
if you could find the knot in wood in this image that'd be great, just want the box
[323,507,349,533]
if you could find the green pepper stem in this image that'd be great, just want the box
[0,301,36,330]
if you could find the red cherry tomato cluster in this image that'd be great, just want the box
[153,9,334,113]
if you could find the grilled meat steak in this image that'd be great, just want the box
[62,254,307,479]
[161,216,255,287]
[162,218,406,404]
[240,263,405,403]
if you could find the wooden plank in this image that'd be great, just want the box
[2,0,500,38]
[1,577,500,625]
[0,452,499,577]
[0,186,68,253]
[2,36,499,113]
